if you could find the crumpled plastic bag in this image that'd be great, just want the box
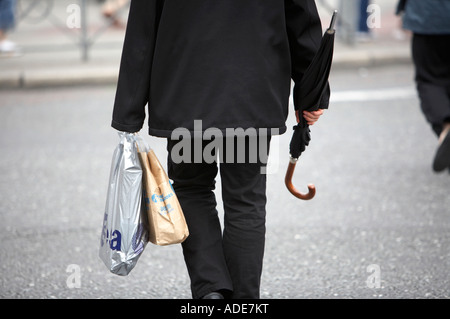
[99,132,148,276]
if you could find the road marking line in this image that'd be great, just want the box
[331,86,417,103]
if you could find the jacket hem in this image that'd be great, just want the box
[148,125,287,138]
[111,120,143,133]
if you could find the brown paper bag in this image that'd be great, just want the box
[138,149,189,246]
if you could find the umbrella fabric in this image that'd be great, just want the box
[289,124,311,159]
[294,32,334,114]
[289,13,336,160]
[285,11,337,200]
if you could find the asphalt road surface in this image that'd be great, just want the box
[1,63,449,299]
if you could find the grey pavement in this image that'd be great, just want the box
[1,1,449,301]
[0,0,412,89]
[1,63,449,299]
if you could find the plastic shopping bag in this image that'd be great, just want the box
[99,132,148,276]
[136,139,189,246]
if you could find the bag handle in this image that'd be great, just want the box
[134,133,151,153]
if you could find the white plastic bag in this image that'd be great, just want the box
[99,132,148,276]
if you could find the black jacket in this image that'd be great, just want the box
[112,0,329,137]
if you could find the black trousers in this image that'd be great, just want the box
[167,135,271,299]
[412,33,450,137]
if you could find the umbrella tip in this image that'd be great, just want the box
[329,10,338,31]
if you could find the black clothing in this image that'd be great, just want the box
[167,137,271,299]
[111,0,330,299]
[398,0,450,137]
[112,0,328,137]
[412,34,450,136]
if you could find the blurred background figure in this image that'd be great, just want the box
[0,0,18,54]
[337,0,374,44]
[101,0,129,28]
[357,0,372,41]
[397,0,450,173]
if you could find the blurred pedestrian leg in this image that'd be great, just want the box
[412,35,450,139]
[357,0,373,41]
[398,0,450,172]
[0,0,19,55]
[101,0,129,28]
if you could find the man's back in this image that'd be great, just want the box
[112,0,325,137]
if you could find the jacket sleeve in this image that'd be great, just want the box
[111,0,163,133]
[285,0,330,110]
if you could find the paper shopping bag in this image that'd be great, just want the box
[138,149,189,246]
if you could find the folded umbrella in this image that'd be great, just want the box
[285,10,337,200]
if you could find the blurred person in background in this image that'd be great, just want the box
[397,0,450,173]
[0,0,18,54]
[357,0,372,41]
[101,0,129,28]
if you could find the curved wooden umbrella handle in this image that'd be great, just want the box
[285,160,316,200]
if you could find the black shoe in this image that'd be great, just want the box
[202,292,224,299]
[433,130,450,172]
